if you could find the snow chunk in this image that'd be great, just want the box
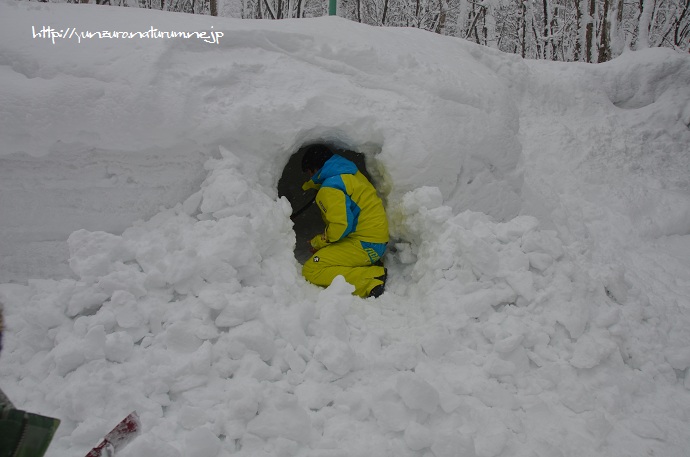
[455,229,500,279]
[83,325,107,360]
[520,230,563,259]
[528,252,554,272]
[246,394,312,444]
[664,347,690,371]
[627,418,668,441]
[505,270,535,303]
[68,230,134,278]
[570,331,618,369]
[317,279,354,341]
[184,428,221,457]
[67,284,109,317]
[51,338,87,376]
[396,372,440,414]
[105,331,134,362]
[165,322,204,353]
[226,320,276,362]
[199,167,256,218]
[499,333,527,356]
[109,290,145,330]
[404,422,433,451]
[494,215,539,242]
[313,335,355,377]
[484,355,517,377]
[294,380,342,411]
[400,186,444,215]
[98,268,148,299]
[214,294,260,328]
[475,425,508,457]
[371,399,409,432]
[431,432,476,457]
[458,285,516,319]
[473,382,519,410]
[320,274,357,298]
[559,380,595,413]
[120,436,182,457]
[420,327,455,358]
[225,384,260,423]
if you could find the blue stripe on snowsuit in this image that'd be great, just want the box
[322,175,361,241]
[360,241,387,264]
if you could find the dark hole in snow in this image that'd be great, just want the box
[278,145,372,264]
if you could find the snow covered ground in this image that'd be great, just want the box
[1,2,690,456]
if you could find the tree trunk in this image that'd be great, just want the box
[598,0,612,61]
[575,0,583,60]
[586,0,596,62]
[264,0,277,19]
[542,0,549,59]
[676,0,690,48]
[609,0,625,54]
[551,5,559,59]
[655,0,689,47]
[210,0,217,15]
[436,0,448,34]
[466,5,486,42]
[532,15,541,57]
[455,0,469,38]
[382,0,389,25]
[637,0,656,49]
[520,0,527,58]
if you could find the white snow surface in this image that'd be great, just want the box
[1,2,690,456]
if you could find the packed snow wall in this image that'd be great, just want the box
[0,2,525,283]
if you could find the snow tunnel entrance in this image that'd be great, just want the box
[278,146,374,264]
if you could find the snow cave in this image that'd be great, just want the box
[278,145,379,263]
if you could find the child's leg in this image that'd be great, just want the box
[302,238,386,297]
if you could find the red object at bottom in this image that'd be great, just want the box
[85,412,140,457]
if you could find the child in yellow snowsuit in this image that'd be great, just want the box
[300,146,388,298]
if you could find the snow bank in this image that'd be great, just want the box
[0,0,524,282]
[1,2,690,457]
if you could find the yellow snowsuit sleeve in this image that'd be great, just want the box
[309,233,328,251]
[302,180,320,191]
[308,186,352,251]
[318,187,351,243]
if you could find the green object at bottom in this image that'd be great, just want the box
[0,408,60,457]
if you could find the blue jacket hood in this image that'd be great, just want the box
[303,155,358,190]
[313,155,358,184]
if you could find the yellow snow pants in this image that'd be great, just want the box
[302,237,386,298]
